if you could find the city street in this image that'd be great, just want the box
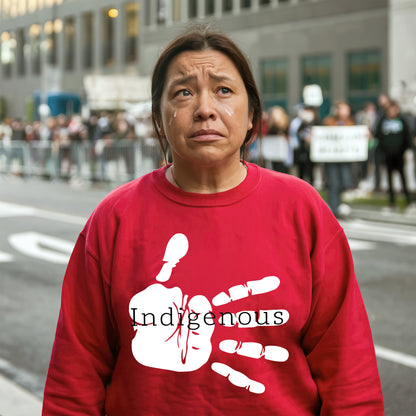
[0,175,415,416]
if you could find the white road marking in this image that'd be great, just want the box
[341,219,416,245]
[8,232,73,264]
[0,250,14,262]
[375,344,416,369]
[347,239,376,251]
[0,201,86,225]
[0,374,42,416]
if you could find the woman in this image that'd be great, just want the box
[322,100,355,217]
[43,28,383,415]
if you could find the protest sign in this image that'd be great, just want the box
[310,126,369,162]
[261,135,289,162]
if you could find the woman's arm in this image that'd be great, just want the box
[42,232,118,416]
[302,230,384,415]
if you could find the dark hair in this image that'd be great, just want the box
[151,26,262,159]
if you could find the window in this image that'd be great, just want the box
[102,8,115,67]
[44,20,58,65]
[260,58,288,110]
[82,13,93,69]
[223,0,233,12]
[29,24,41,75]
[241,0,251,8]
[301,55,331,117]
[189,0,197,18]
[16,28,26,76]
[1,31,15,78]
[18,0,26,15]
[347,50,381,111]
[125,3,138,63]
[157,0,166,24]
[173,0,181,21]
[260,0,270,5]
[206,0,215,15]
[64,17,75,71]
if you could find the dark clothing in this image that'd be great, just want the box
[375,115,411,204]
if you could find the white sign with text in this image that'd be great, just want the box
[261,135,289,162]
[310,126,369,162]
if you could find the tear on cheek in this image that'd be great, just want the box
[168,110,177,126]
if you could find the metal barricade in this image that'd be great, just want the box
[0,138,162,183]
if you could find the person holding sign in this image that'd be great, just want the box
[322,101,355,217]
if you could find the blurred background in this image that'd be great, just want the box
[1,1,416,415]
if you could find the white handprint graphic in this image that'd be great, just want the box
[129,233,289,393]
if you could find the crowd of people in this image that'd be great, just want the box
[1,93,415,215]
[250,94,416,216]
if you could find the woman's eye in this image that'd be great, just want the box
[176,89,191,97]
[218,87,232,95]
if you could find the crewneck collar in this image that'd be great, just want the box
[152,162,261,207]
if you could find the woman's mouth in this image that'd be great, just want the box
[190,129,224,141]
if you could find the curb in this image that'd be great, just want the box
[0,374,42,416]
[349,206,416,226]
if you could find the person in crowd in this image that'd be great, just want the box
[373,94,391,191]
[355,101,377,185]
[294,105,320,185]
[42,27,383,415]
[322,100,355,217]
[374,100,412,207]
[264,105,290,173]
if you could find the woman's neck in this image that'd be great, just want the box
[166,158,247,194]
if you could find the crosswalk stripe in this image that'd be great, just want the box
[375,345,416,369]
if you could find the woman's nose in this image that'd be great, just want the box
[193,93,217,121]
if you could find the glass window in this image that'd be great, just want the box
[18,0,27,15]
[125,2,138,63]
[260,0,270,5]
[2,0,11,18]
[16,28,26,76]
[301,55,331,117]
[173,0,181,21]
[241,0,251,8]
[347,50,381,111]
[64,17,75,71]
[82,13,93,69]
[1,31,15,78]
[29,24,41,75]
[44,20,58,65]
[157,0,166,24]
[28,0,37,13]
[206,0,215,15]
[260,58,288,110]
[102,8,115,67]
[189,0,197,18]
[223,0,233,12]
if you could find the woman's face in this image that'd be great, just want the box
[159,49,253,167]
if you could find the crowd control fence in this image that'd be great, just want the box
[0,138,162,184]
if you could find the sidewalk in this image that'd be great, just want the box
[343,188,416,226]
[0,374,42,416]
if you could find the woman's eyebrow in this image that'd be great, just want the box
[169,75,196,89]
[169,73,234,89]
[208,73,234,83]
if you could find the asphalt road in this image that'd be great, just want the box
[0,175,415,415]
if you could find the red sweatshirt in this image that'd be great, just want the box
[43,162,384,415]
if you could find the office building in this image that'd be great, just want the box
[0,0,415,119]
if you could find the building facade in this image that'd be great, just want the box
[0,0,415,119]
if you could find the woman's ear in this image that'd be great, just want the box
[155,116,165,136]
[247,109,254,131]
